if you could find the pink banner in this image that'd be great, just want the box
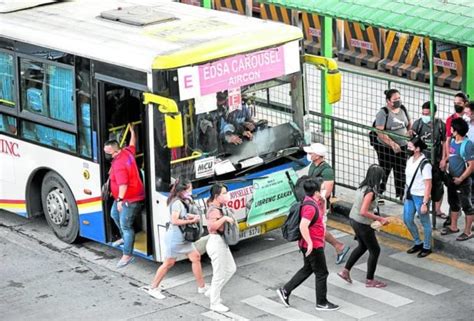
[198,46,285,96]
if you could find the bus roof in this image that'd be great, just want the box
[0,0,303,72]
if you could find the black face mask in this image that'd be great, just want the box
[393,100,402,108]
[104,153,113,161]
[454,104,464,113]
[407,149,414,156]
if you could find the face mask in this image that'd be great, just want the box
[454,104,464,113]
[393,100,402,108]
[407,149,414,156]
[463,114,471,123]
[306,154,313,162]
[421,115,431,124]
[104,153,113,161]
[182,191,192,199]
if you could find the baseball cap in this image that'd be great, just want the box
[303,143,327,157]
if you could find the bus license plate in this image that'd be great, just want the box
[239,225,261,240]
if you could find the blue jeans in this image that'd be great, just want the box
[403,195,432,250]
[111,201,142,256]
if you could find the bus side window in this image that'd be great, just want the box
[0,113,17,135]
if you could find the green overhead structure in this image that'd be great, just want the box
[259,0,474,98]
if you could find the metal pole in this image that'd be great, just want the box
[465,47,474,99]
[202,0,212,9]
[321,16,333,133]
[429,39,437,230]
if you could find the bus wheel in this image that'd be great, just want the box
[41,172,79,243]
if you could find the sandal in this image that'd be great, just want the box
[456,233,473,241]
[337,270,352,284]
[441,227,460,235]
[436,212,448,219]
[366,279,387,288]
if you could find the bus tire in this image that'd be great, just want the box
[41,172,80,244]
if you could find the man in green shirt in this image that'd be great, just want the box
[303,143,351,264]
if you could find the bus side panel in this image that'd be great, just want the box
[0,134,106,243]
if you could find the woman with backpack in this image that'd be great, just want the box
[142,178,208,299]
[373,89,412,200]
[206,183,237,313]
[403,136,433,257]
[337,165,389,288]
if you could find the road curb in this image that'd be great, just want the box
[330,201,474,264]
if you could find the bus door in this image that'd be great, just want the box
[96,79,153,257]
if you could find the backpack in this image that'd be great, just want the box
[221,207,240,246]
[172,199,203,243]
[447,138,470,178]
[369,105,409,146]
[282,200,319,242]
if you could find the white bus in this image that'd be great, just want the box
[0,0,340,261]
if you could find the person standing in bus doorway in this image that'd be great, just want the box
[412,102,446,219]
[206,183,237,313]
[277,178,340,311]
[374,89,412,201]
[337,165,389,288]
[303,143,350,265]
[104,124,145,268]
[142,178,208,299]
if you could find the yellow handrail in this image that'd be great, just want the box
[108,120,142,133]
[170,151,203,165]
[0,99,15,106]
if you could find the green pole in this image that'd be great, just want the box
[465,47,474,99]
[203,0,212,9]
[321,16,333,133]
[429,39,436,229]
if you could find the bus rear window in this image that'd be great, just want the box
[0,52,16,108]
[21,121,76,152]
[19,58,75,125]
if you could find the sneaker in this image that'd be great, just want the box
[210,303,230,313]
[204,288,211,298]
[276,288,290,307]
[366,279,387,288]
[141,286,166,300]
[116,256,135,268]
[315,301,340,311]
[417,249,432,258]
[112,238,124,247]
[198,284,210,294]
[406,243,423,254]
[336,245,350,265]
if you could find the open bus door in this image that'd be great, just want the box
[97,79,153,258]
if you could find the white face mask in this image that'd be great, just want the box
[306,154,313,162]
[421,115,431,124]
[463,114,471,123]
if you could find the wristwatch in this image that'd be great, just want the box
[422,201,429,206]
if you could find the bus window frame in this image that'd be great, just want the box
[17,52,78,134]
[0,48,19,117]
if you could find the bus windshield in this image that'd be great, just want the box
[169,76,304,182]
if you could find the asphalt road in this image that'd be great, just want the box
[1,210,473,321]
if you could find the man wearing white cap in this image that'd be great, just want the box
[303,143,351,264]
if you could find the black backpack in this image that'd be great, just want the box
[282,200,319,242]
[369,105,409,146]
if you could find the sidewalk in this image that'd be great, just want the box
[330,185,474,263]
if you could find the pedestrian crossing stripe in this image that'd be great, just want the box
[242,295,324,321]
[355,264,450,296]
[292,285,377,319]
[201,311,250,321]
[390,252,474,285]
[328,273,413,307]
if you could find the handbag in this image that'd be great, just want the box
[404,158,428,201]
[221,207,240,246]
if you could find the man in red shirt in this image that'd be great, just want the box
[277,178,340,311]
[104,124,145,268]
